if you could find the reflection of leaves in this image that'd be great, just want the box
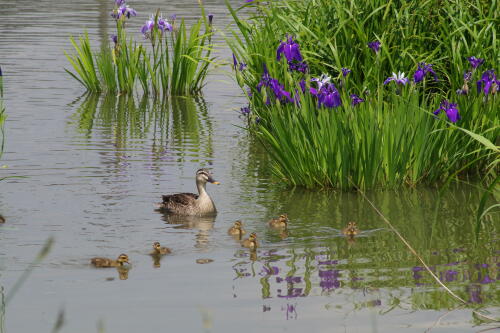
[71,94,214,161]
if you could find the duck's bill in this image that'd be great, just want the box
[208,176,220,184]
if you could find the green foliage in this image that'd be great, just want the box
[65,9,214,96]
[226,0,500,189]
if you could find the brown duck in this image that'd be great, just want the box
[91,254,129,268]
[268,214,288,228]
[342,222,360,237]
[157,168,220,216]
[241,232,259,250]
[150,242,171,255]
[228,220,246,237]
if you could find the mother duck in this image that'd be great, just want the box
[157,168,220,216]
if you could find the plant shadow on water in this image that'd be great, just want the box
[229,184,499,322]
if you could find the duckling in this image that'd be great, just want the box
[241,232,259,250]
[268,214,288,228]
[91,254,129,268]
[157,168,220,216]
[228,220,246,237]
[150,242,171,255]
[342,222,359,237]
[0,215,4,223]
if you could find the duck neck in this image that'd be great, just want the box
[196,180,208,199]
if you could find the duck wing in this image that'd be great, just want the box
[162,193,198,207]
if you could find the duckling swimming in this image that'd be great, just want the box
[228,220,246,237]
[342,222,359,237]
[241,232,259,250]
[157,168,220,216]
[268,214,288,228]
[150,242,172,255]
[91,254,129,268]
[0,215,4,223]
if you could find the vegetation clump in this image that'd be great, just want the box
[227,0,499,189]
[65,0,214,96]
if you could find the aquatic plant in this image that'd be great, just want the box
[226,0,499,189]
[65,0,214,96]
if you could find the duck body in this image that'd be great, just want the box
[342,222,359,237]
[228,221,246,237]
[91,254,129,268]
[157,169,219,216]
[242,232,259,250]
[268,214,288,228]
[150,242,171,255]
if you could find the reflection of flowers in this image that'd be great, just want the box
[319,269,340,290]
[467,284,482,304]
[276,276,301,283]
[259,266,279,276]
[282,303,297,320]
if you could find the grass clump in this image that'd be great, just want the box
[65,1,214,96]
[226,0,499,190]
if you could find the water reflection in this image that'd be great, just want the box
[72,93,214,166]
[160,213,215,250]
[230,185,499,316]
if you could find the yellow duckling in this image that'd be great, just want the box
[241,232,259,250]
[268,214,288,228]
[342,222,359,237]
[228,220,246,237]
[91,254,129,268]
[150,242,172,255]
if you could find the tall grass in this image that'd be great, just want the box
[65,3,214,96]
[226,0,499,189]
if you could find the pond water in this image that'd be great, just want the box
[0,1,498,332]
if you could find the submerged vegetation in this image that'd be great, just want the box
[65,0,214,96]
[227,0,499,190]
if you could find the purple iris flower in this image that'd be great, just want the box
[157,17,173,32]
[368,41,381,53]
[141,17,155,35]
[141,15,172,37]
[433,100,461,123]
[208,13,214,25]
[350,94,364,106]
[110,34,118,45]
[240,106,250,116]
[288,61,308,73]
[310,74,342,108]
[299,79,306,93]
[170,14,177,22]
[413,62,438,83]
[476,69,499,95]
[341,67,351,77]
[111,4,137,19]
[384,72,408,85]
[232,54,246,71]
[467,56,484,69]
[463,71,472,82]
[277,36,303,63]
[257,64,293,103]
[115,0,126,5]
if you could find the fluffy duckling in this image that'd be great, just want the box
[91,254,129,268]
[241,232,259,250]
[342,222,360,237]
[150,242,171,255]
[268,214,288,228]
[0,215,4,223]
[228,220,246,237]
